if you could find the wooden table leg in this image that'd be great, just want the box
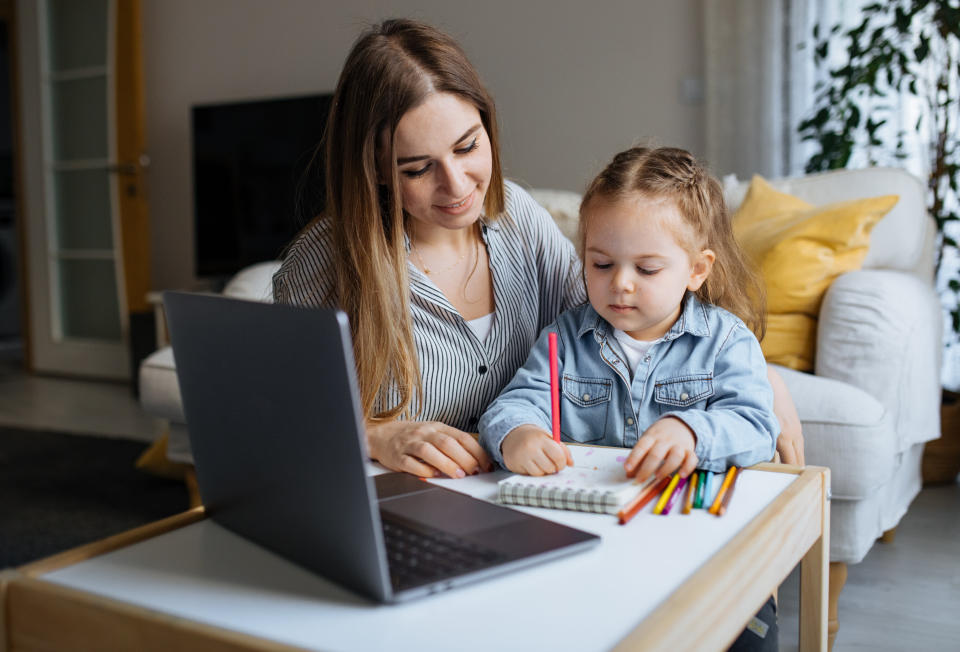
[827,562,847,651]
[799,472,830,652]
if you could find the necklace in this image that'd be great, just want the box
[410,241,466,276]
[410,228,478,276]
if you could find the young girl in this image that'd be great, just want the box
[479,146,778,482]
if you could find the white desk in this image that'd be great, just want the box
[2,464,829,651]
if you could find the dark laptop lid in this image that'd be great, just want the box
[163,291,393,602]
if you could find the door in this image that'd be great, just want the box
[15,0,150,379]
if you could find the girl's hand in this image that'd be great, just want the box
[624,417,698,483]
[501,425,573,476]
[365,420,492,478]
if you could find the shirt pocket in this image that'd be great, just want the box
[560,375,611,443]
[653,373,714,410]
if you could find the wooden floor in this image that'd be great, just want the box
[779,479,960,651]
[1,356,958,650]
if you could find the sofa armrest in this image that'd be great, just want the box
[815,269,941,450]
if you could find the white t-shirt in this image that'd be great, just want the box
[612,328,657,378]
[466,312,495,343]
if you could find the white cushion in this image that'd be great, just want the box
[527,188,581,243]
[222,261,282,302]
[771,364,895,499]
[816,270,941,452]
[138,346,184,422]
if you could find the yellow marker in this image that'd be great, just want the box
[708,467,737,515]
[652,474,680,515]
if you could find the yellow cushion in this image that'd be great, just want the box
[733,175,898,371]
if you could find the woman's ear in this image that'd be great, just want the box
[687,248,716,291]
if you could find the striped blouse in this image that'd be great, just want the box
[272,181,586,431]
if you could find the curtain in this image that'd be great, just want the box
[704,0,838,179]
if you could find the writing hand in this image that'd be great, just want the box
[501,425,573,476]
[366,419,492,478]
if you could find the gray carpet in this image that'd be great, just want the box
[0,425,190,568]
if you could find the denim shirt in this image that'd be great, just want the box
[479,294,779,472]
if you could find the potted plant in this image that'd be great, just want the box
[799,0,960,483]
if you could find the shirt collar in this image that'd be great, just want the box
[577,292,712,342]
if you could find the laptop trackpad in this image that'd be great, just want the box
[380,488,527,536]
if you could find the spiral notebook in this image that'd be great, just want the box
[497,446,649,514]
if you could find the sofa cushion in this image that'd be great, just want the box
[771,364,896,499]
[138,346,184,423]
[732,175,897,371]
[223,260,282,302]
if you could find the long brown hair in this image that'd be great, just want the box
[578,146,766,339]
[322,19,505,420]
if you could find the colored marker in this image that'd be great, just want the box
[682,471,698,514]
[716,467,741,517]
[652,474,681,515]
[702,470,714,507]
[661,476,687,515]
[708,467,738,515]
[548,332,561,443]
[693,470,705,508]
[618,476,670,525]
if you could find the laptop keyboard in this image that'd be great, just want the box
[382,517,507,591]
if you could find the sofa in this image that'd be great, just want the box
[141,166,941,647]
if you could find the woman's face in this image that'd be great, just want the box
[391,92,492,232]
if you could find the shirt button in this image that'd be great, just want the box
[626,418,634,426]
[582,393,591,401]
[478,365,487,375]
[644,355,651,362]
[680,392,689,400]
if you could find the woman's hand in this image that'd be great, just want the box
[501,425,573,476]
[624,417,698,483]
[365,420,492,478]
[767,366,806,466]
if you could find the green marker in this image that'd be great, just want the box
[693,470,706,508]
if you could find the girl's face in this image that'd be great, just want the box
[583,194,714,341]
[392,92,492,233]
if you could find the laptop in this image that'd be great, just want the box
[163,291,600,603]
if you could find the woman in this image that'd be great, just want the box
[273,18,804,480]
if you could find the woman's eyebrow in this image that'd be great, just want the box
[396,124,482,165]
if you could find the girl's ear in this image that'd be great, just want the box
[687,249,716,291]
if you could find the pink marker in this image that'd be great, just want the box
[548,332,560,443]
[661,476,688,516]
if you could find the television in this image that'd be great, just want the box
[191,93,332,280]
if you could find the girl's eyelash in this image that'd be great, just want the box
[638,267,660,275]
[403,165,430,178]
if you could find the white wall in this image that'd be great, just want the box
[142,0,704,289]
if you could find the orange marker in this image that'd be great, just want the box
[716,467,741,517]
[618,476,671,525]
[708,467,737,515]
[682,471,698,514]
